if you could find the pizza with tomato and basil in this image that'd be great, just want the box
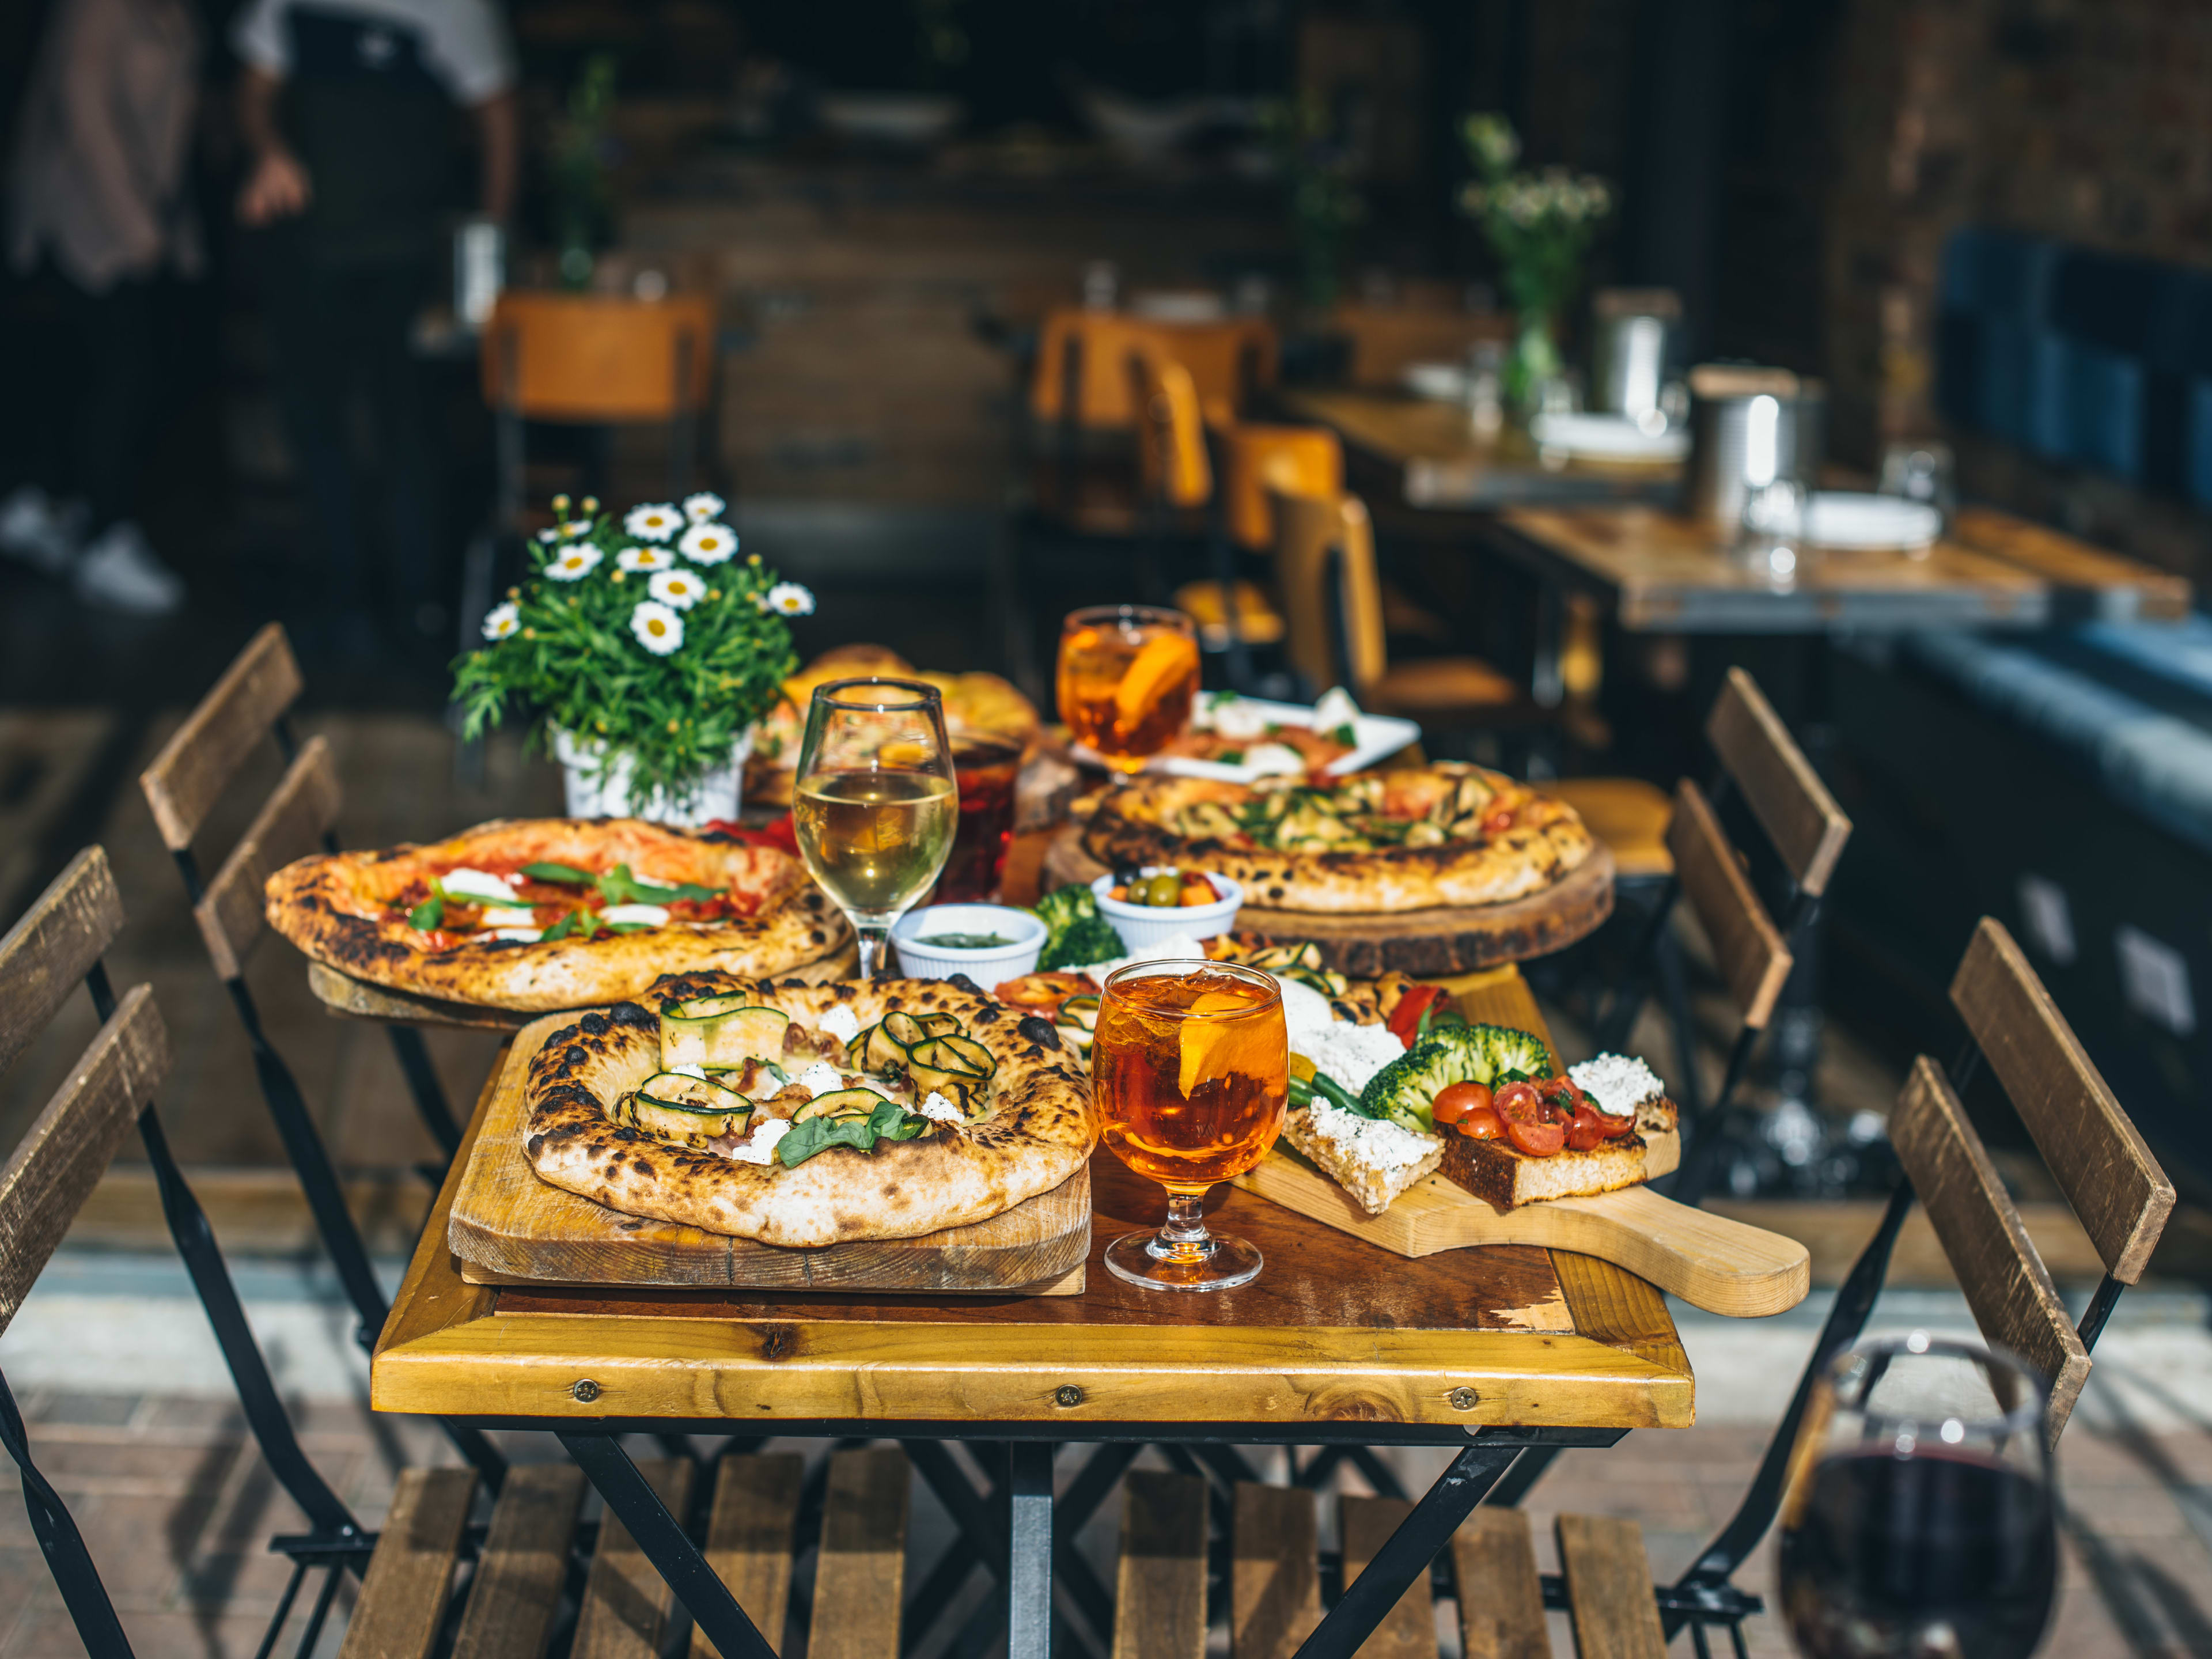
[1081,762,1594,914]
[265,819,851,1012]
[1276,984,1677,1214]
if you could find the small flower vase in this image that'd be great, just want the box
[553,727,755,826]
[1505,308,1562,416]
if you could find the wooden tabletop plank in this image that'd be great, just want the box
[1499,506,2052,632]
[1948,506,2192,620]
[1278,391,1680,510]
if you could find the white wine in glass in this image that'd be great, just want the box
[792,679,958,979]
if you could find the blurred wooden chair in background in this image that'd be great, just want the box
[480,290,719,531]
[1029,308,1277,433]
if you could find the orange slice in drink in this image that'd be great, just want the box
[1177,990,1279,1098]
[1113,633,1199,733]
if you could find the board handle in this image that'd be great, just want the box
[1543,1186,1810,1317]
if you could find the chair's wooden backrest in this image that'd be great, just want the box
[481,292,717,423]
[1129,345,1213,509]
[138,625,343,979]
[1271,486,1387,698]
[1950,919,2175,1284]
[1328,304,1511,389]
[1215,425,1342,553]
[1890,920,2173,1441]
[1664,778,1793,1029]
[0,850,171,1338]
[1888,1058,2090,1438]
[141,623,302,854]
[1030,310,1277,429]
[1705,668,1852,898]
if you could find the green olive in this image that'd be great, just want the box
[1146,872,1182,907]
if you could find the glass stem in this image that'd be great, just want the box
[853,926,889,982]
[1155,1191,1211,1262]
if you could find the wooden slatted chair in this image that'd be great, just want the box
[1597,667,1854,1209]
[137,623,505,1485]
[1463,916,2177,1658]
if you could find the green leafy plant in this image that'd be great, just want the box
[453,492,810,813]
[1263,93,1366,312]
[1457,113,1613,407]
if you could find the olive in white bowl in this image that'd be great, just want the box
[1092,867,1243,952]
[890,904,1046,982]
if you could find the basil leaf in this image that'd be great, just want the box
[541,909,603,942]
[774,1100,928,1166]
[520,862,596,884]
[608,922,653,933]
[595,862,721,906]
[407,895,444,931]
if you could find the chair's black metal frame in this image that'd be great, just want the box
[532,1416,1623,1659]
[1,957,382,1659]
[154,709,504,1488]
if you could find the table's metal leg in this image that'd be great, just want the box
[560,1432,776,1659]
[1532,581,1565,709]
[1286,1442,1520,1659]
[1006,1441,1055,1659]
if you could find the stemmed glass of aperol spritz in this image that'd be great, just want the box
[1092,960,1288,1290]
[1056,605,1201,776]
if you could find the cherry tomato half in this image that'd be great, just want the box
[1564,1102,1638,1151]
[1455,1105,1506,1140]
[1430,1081,1493,1126]
[1494,1084,1567,1156]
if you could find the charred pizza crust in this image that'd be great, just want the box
[1085,764,1594,914]
[266,819,853,1012]
[521,971,1096,1245]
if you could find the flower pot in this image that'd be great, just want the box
[552,727,754,827]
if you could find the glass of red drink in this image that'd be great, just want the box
[938,734,1024,903]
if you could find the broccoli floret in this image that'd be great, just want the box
[1033,887,1124,969]
[1471,1022,1554,1083]
[1355,1022,1555,1134]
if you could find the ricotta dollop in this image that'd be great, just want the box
[438,868,521,904]
[817,1005,862,1045]
[1305,1098,1440,1171]
[726,1116,791,1165]
[793,1062,846,1099]
[918,1089,963,1123]
[1568,1053,1665,1118]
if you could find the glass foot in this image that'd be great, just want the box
[1103,1228,1262,1292]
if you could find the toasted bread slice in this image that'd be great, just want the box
[1280,1105,1445,1217]
[1439,1130,1650,1211]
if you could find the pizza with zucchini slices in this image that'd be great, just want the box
[265,819,851,1011]
[1082,762,1593,914]
[521,971,1094,1245]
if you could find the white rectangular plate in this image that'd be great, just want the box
[1071,696,1421,783]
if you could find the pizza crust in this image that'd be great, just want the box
[265,819,853,1011]
[522,972,1096,1245]
[1084,765,1596,914]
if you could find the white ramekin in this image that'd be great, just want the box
[1091,868,1244,952]
[890,904,1047,983]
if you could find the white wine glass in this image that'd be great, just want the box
[792,678,959,980]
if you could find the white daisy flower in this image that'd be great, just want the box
[481,601,521,641]
[683,491,726,523]
[557,518,593,539]
[625,502,683,541]
[764,581,816,617]
[649,569,707,610]
[546,543,604,581]
[617,544,676,573]
[535,527,560,543]
[678,522,737,565]
[630,600,684,655]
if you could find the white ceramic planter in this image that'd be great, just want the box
[552,726,755,827]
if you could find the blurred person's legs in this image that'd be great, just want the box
[0,262,183,613]
[267,256,439,653]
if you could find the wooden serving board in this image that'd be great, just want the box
[306,937,862,1032]
[1233,1138,1809,1318]
[1045,825,1614,975]
[448,1014,1090,1294]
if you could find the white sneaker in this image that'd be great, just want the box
[74,521,185,616]
[0,485,84,574]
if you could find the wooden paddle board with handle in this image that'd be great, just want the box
[1234,1139,1809,1318]
[448,1014,1089,1294]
